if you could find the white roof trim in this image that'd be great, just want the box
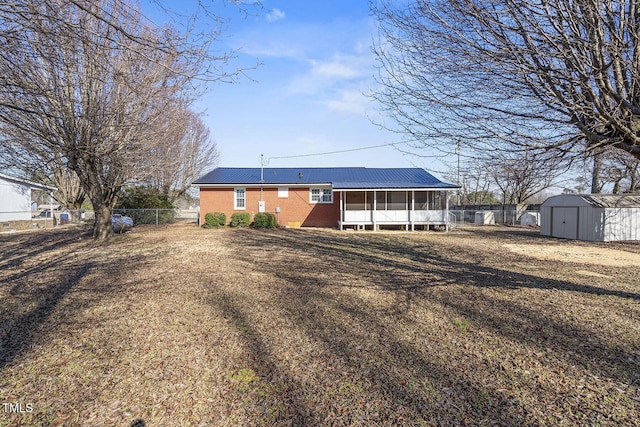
[193,183,332,188]
[0,172,57,191]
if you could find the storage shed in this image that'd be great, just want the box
[540,194,640,241]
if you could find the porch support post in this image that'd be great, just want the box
[410,190,415,231]
[445,190,450,232]
[373,190,377,231]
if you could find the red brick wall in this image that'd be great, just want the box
[199,187,340,227]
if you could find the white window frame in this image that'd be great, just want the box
[234,188,246,210]
[278,187,289,198]
[310,188,333,204]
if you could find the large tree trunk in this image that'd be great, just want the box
[591,152,602,194]
[93,204,113,240]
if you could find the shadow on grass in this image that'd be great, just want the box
[209,293,313,425]
[219,228,639,424]
[0,228,156,370]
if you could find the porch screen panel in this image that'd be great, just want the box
[387,191,407,210]
[346,192,366,210]
[364,192,373,210]
[428,191,446,210]
[375,192,386,210]
[414,191,429,210]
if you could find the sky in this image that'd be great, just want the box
[141,0,457,179]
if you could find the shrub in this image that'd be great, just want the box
[203,212,226,229]
[230,212,251,228]
[117,185,173,209]
[251,212,276,228]
[115,185,176,224]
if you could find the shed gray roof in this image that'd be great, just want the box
[542,193,640,208]
[583,194,640,208]
[193,167,459,190]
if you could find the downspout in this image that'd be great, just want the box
[339,191,344,230]
[260,154,264,204]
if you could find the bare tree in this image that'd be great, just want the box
[584,147,640,193]
[454,163,495,205]
[0,0,205,239]
[454,152,564,208]
[143,106,219,202]
[50,168,87,210]
[371,0,640,161]
[487,153,565,206]
[0,0,242,239]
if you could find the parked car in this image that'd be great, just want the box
[40,209,53,218]
[111,214,134,233]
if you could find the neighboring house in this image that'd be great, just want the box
[193,167,459,230]
[0,173,57,221]
[540,194,640,241]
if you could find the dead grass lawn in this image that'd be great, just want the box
[0,224,638,426]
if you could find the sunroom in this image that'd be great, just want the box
[337,189,453,231]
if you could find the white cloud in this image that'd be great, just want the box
[325,89,371,115]
[287,52,372,96]
[266,8,286,23]
[309,58,361,79]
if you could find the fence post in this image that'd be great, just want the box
[156,209,159,225]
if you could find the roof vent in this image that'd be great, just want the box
[298,172,303,179]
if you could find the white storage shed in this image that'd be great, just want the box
[540,194,640,242]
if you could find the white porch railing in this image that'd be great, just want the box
[343,210,448,224]
[448,211,457,229]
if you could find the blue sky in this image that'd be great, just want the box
[142,0,455,177]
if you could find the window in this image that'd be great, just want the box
[278,187,289,198]
[234,188,246,209]
[310,188,333,203]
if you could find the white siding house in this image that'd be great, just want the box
[540,194,640,242]
[0,173,57,221]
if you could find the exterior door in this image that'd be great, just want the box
[551,207,578,239]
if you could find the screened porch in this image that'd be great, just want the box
[337,190,452,230]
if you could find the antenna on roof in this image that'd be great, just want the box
[260,154,266,183]
[259,155,270,208]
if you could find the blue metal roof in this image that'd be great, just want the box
[193,167,459,189]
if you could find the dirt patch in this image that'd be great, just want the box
[503,243,640,267]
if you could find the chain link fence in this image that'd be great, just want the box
[449,205,541,226]
[1,208,199,232]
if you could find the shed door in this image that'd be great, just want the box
[551,207,578,239]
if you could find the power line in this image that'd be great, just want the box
[268,141,407,160]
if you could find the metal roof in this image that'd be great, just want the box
[583,194,640,208]
[542,193,640,208]
[193,167,459,189]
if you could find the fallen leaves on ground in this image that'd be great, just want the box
[0,224,638,426]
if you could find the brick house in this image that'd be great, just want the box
[193,167,459,230]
